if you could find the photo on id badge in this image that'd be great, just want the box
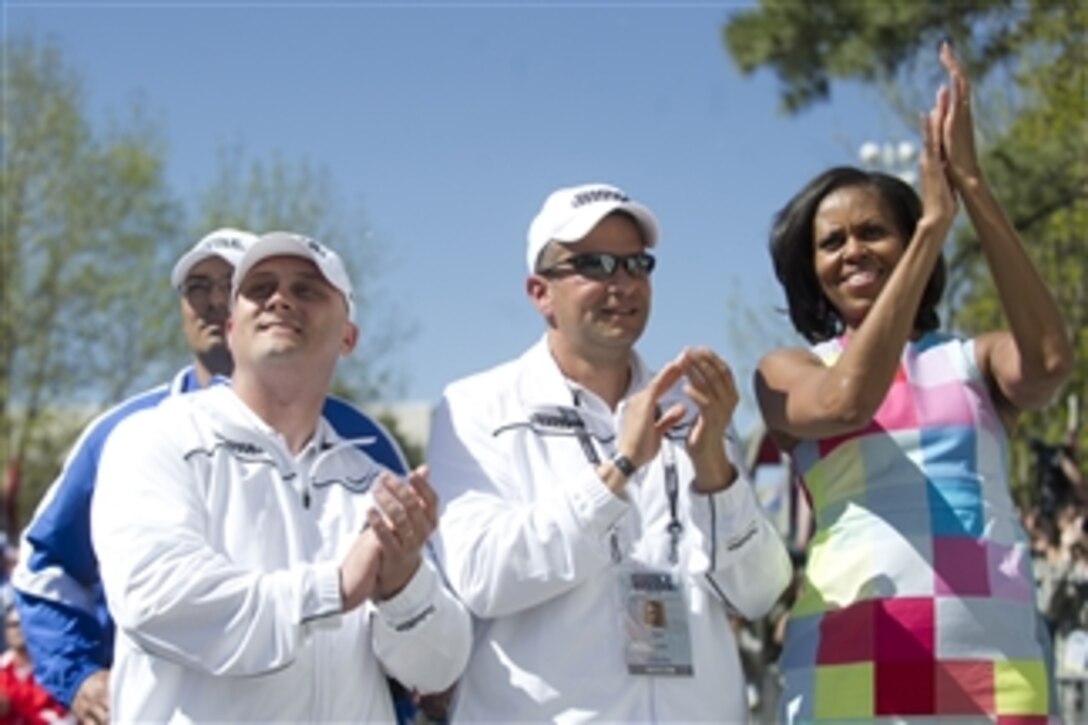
[622,570,693,676]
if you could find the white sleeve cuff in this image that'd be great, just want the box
[688,478,762,558]
[303,561,344,621]
[568,466,629,540]
[375,561,438,629]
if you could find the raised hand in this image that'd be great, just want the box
[611,348,740,494]
[679,348,738,455]
[937,41,983,187]
[677,348,739,491]
[920,73,960,238]
[614,355,687,473]
[368,466,438,599]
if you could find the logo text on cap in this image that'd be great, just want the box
[571,188,629,208]
[206,237,246,252]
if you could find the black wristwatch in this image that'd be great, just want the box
[611,453,638,479]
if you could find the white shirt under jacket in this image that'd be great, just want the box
[91,385,471,723]
[428,336,793,723]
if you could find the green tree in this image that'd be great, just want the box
[193,145,415,404]
[1,36,181,529]
[726,0,1040,115]
[723,275,803,434]
[1,38,416,532]
[723,0,1087,498]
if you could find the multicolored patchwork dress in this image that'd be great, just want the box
[778,331,1055,723]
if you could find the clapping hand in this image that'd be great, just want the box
[937,41,983,188]
[614,358,687,472]
[614,347,740,494]
[368,466,438,599]
[919,51,960,239]
[677,347,739,493]
[339,467,437,610]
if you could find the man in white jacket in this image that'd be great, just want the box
[92,232,471,722]
[428,182,793,722]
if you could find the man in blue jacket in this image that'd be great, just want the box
[12,228,408,724]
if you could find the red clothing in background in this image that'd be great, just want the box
[0,651,69,725]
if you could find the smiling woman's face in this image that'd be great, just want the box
[812,184,907,332]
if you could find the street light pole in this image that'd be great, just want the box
[858,140,918,185]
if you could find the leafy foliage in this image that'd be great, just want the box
[2,37,414,529]
[193,145,416,404]
[726,0,1028,114]
[2,36,181,528]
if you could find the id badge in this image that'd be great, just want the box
[620,569,694,676]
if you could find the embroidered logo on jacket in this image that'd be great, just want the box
[528,407,586,433]
[311,468,381,495]
[184,435,278,467]
[494,405,615,444]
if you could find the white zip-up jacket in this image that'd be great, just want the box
[91,385,471,723]
[429,337,793,723]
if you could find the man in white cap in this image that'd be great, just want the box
[428,183,792,721]
[91,232,470,722]
[13,229,413,723]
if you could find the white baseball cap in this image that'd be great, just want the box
[170,228,257,288]
[526,183,659,273]
[231,231,356,320]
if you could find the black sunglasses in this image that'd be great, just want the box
[539,252,656,280]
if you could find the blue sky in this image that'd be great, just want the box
[7,1,918,431]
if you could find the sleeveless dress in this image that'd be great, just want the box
[778,331,1055,723]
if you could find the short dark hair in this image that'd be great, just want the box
[768,166,946,343]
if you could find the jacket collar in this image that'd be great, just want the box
[195,386,341,469]
[513,335,695,440]
[169,365,234,396]
[170,365,202,395]
[515,335,653,409]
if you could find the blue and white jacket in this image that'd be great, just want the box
[12,365,409,707]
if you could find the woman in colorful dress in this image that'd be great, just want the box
[756,42,1074,723]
